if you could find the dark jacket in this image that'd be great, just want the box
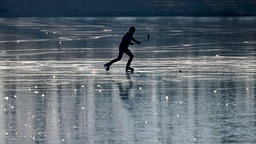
[119,32,139,50]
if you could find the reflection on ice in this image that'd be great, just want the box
[1,55,255,143]
[0,17,256,144]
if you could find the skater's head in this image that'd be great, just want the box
[129,26,136,34]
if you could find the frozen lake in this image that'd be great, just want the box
[0,17,255,144]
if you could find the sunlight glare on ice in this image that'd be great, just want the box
[4,97,9,101]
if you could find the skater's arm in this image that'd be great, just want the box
[131,37,141,45]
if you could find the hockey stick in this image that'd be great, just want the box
[140,34,150,43]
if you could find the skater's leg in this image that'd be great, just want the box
[104,51,123,71]
[109,51,123,66]
[124,49,134,71]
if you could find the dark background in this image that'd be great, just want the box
[1,0,256,17]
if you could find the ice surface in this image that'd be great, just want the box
[0,17,255,144]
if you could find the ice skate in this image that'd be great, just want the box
[126,67,134,72]
[104,63,110,71]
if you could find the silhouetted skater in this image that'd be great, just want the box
[104,26,140,72]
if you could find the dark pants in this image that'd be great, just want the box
[108,48,134,68]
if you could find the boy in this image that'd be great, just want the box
[104,26,141,72]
